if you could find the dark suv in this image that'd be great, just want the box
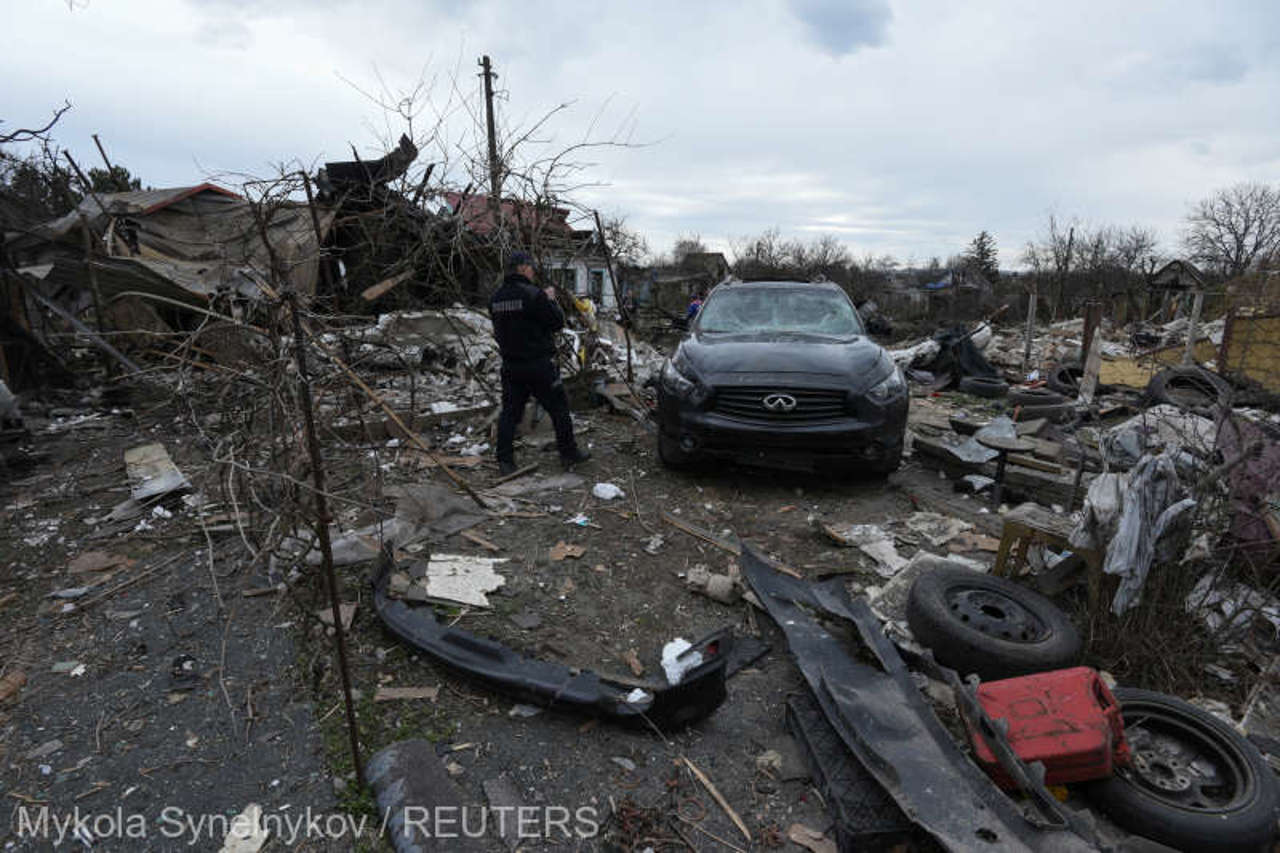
[656,280,908,475]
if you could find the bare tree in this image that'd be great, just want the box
[1183,183,1280,280]
[599,214,649,267]
[671,233,708,265]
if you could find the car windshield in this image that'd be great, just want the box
[696,286,864,337]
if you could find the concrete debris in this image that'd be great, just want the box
[821,521,908,577]
[904,511,973,547]
[421,554,507,606]
[1185,573,1280,638]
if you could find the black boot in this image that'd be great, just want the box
[498,459,518,476]
[560,448,591,470]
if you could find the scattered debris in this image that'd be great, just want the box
[373,685,440,702]
[821,522,908,577]
[621,649,645,677]
[661,637,704,685]
[316,602,357,631]
[0,670,28,703]
[591,482,625,500]
[68,550,135,573]
[24,739,64,761]
[217,803,269,853]
[508,608,542,630]
[124,442,190,501]
[549,541,585,561]
[422,554,506,607]
[681,756,751,843]
[787,823,838,853]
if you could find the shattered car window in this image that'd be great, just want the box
[697,286,864,337]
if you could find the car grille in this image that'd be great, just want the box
[712,386,848,423]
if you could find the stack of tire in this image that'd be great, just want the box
[907,566,1278,852]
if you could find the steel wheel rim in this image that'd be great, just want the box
[1121,704,1254,812]
[944,586,1050,643]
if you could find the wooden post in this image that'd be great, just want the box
[1183,288,1204,365]
[79,215,115,379]
[299,171,333,296]
[479,56,502,226]
[1022,286,1037,373]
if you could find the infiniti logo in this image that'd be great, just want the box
[762,393,797,412]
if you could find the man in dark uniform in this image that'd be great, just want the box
[489,251,591,475]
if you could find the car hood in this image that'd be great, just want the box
[680,331,892,392]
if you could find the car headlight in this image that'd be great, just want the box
[867,366,906,403]
[660,353,711,406]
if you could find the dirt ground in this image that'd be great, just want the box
[0,379,1242,851]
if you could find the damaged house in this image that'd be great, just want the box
[1,181,331,386]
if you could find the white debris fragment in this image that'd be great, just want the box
[644,534,665,555]
[423,554,508,607]
[218,803,269,853]
[821,522,908,577]
[624,688,651,705]
[905,511,973,547]
[592,482,625,501]
[661,638,703,685]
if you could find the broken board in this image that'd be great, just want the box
[124,443,190,501]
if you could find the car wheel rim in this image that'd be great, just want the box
[1122,706,1253,811]
[944,587,1049,642]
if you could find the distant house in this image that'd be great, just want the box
[440,192,617,309]
[1149,260,1205,292]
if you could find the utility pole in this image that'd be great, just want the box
[478,56,502,228]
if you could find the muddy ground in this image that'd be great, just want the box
[0,380,1238,851]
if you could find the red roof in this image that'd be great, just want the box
[442,192,576,237]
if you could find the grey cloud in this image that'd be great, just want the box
[1180,45,1249,84]
[193,19,253,50]
[787,0,891,56]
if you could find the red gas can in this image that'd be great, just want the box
[967,666,1130,789]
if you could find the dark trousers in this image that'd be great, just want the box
[496,359,578,465]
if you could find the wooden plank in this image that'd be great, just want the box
[1006,453,1062,474]
[361,270,414,302]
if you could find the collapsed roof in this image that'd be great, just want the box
[7,182,333,305]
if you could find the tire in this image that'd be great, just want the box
[958,376,1008,398]
[1146,366,1232,411]
[1084,688,1279,853]
[1007,387,1068,407]
[905,566,1082,681]
[1045,363,1084,396]
[657,431,697,469]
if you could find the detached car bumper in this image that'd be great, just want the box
[657,386,908,470]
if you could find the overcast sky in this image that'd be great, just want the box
[5,0,1279,267]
